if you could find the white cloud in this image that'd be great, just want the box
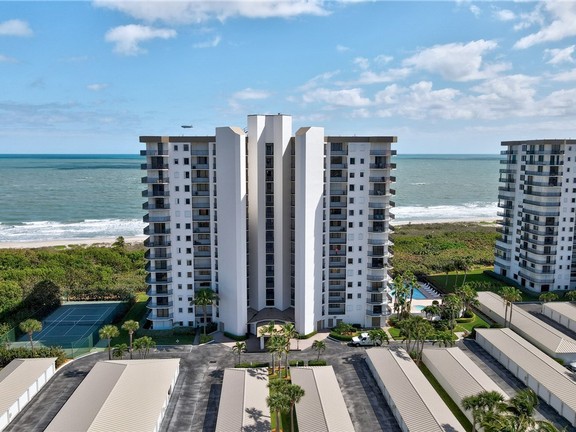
[105,24,176,55]
[193,35,221,48]
[351,68,411,85]
[403,40,507,82]
[469,5,481,17]
[93,0,328,24]
[87,83,109,91]
[515,1,576,49]
[0,54,17,63]
[0,19,33,37]
[233,88,270,100]
[493,9,515,22]
[544,45,574,65]
[374,55,393,65]
[353,57,369,70]
[336,44,350,52]
[302,87,371,107]
[298,71,340,91]
[550,69,576,82]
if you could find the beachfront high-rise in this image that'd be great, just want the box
[141,114,396,336]
[495,139,576,293]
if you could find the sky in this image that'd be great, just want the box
[0,1,575,155]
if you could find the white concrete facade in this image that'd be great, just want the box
[495,139,576,293]
[141,114,396,336]
[542,302,576,333]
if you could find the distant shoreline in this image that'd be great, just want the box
[0,236,145,249]
[0,218,498,249]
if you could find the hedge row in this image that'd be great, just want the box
[0,346,67,368]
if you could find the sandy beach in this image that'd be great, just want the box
[0,218,497,249]
[0,236,146,249]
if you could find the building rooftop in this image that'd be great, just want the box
[476,328,576,413]
[215,368,270,432]
[542,302,576,321]
[290,366,355,432]
[477,291,576,355]
[366,347,465,432]
[45,359,180,432]
[0,357,56,415]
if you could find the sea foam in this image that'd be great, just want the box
[393,202,498,222]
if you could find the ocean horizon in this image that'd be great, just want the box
[0,153,501,242]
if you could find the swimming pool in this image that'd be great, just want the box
[391,287,427,300]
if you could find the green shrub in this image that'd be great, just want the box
[329,332,353,342]
[297,331,317,339]
[289,360,305,366]
[235,362,270,368]
[0,346,67,368]
[308,359,327,366]
[224,331,247,341]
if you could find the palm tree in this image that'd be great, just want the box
[112,343,128,359]
[311,339,326,361]
[99,324,120,360]
[422,304,442,320]
[267,391,290,432]
[281,322,297,375]
[232,341,247,365]
[462,390,506,432]
[441,293,463,330]
[285,384,305,432]
[501,286,522,327]
[19,319,42,353]
[506,388,540,431]
[194,288,219,335]
[432,330,455,348]
[121,320,139,359]
[456,284,479,315]
[367,328,390,346]
[565,290,576,301]
[133,335,156,358]
[539,292,559,303]
[267,333,285,373]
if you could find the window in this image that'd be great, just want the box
[347,293,353,299]
[174,145,178,151]
[174,159,179,164]
[350,158,356,164]
[184,158,190,165]
[357,293,362,299]
[183,144,189,151]
[176,223,181,229]
[349,222,353,228]
[349,185,355,191]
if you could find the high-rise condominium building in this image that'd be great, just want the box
[141,114,396,336]
[495,139,576,293]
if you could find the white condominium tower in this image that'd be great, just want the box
[141,114,396,337]
[495,139,576,293]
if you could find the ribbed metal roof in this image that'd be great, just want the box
[45,359,180,432]
[215,368,270,432]
[0,357,56,414]
[476,328,576,412]
[477,291,576,355]
[290,366,355,432]
[543,302,576,322]
[366,347,465,432]
[422,347,509,403]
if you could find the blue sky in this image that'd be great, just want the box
[0,1,575,154]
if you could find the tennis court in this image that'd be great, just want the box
[21,301,124,345]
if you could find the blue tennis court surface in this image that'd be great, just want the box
[22,301,124,345]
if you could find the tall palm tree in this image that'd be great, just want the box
[267,333,285,373]
[133,335,156,358]
[432,330,455,348]
[232,341,246,365]
[121,320,139,359]
[506,388,540,431]
[99,324,120,360]
[455,284,479,315]
[311,339,326,361]
[285,384,305,432]
[19,319,42,353]
[442,293,463,329]
[281,322,297,375]
[194,288,219,335]
[267,391,290,432]
[501,286,522,327]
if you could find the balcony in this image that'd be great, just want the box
[327,308,346,315]
[144,250,171,260]
[145,263,172,272]
[142,190,169,197]
[147,299,174,309]
[143,214,170,223]
[328,271,346,280]
[366,306,391,316]
[145,275,172,284]
[144,238,171,247]
[142,202,170,210]
[140,149,168,156]
[146,287,173,297]
[141,176,169,184]
[141,163,169,170]
[146,311,174,321]
[143,226,170,235]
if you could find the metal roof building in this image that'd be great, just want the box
[0,357,56,432]
[422,347,509,425]
[365,347,465,432]
[45,359,180,432]
[215,368,270,432]
[476,328,576,427]
[476,291,576,363]
[290,366,355,432]
[542,302,576,333]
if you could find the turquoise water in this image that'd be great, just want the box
[0,153,500,242]
[391,287,427,300]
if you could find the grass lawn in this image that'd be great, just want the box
[427,268,539,301]
[270,411,298,432]
[419,363,473,432]
[111,292,148,345]
[454,313,489,334]
[388,326,402,340]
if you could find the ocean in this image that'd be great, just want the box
[0,154,501,242]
